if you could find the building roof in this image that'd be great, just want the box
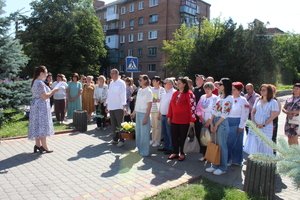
[266,27,285,35]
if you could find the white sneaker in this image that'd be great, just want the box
[199,157,205,162]
[152,142,160,147]
[117,141,124,147]
[213,169,226,175]
[227,163,232,167]
[205,167,216,173]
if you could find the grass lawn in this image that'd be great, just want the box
[276,84,293,91]
[146,178,254,200]
[0,109,72,138]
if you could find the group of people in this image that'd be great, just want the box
[28,66,300,176]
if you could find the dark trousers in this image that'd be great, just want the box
[171,123,189,154]
[54,99,66,121]
[110,109,124,142]
[195,119,207,155]
[95,103,107,128]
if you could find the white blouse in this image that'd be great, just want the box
[228,96,250,128]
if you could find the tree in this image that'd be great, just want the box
[272,33,300,84]
[0,0,30,109]
[162,24,198,76]
[190,18,277,86]
[19,0,106,77]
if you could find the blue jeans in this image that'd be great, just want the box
[135,112,151,157]
[227,117,243,165]
[212,117,229,171]
[161,115,172,150]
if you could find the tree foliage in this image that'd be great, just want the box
[162,24,198,76]
[272,33,300,83]
[0,0,30,109]
[19,0,106,77]
[163,18,298,86]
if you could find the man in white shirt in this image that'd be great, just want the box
[106,69,127,147]
[158,78,176,154]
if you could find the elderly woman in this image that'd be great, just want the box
[282,83,300,145]
[244,84,280,155]
[167,77,196,161]
[94,75,108,130]
[82,76,95,121]
[227,82,249,166]
[205,78,233,176]
[67,73,82,119]
[52,74,68,124]
[131,75,152,157]
[196,82,218,161]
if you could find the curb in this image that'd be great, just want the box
[0,129,77,141]
[276,90,292,97]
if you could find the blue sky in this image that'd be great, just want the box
[4,0,300,33]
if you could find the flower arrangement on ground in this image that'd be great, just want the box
[119,122,136,140]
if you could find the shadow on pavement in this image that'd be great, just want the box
[101,152,142,177]
[0,153,41,174]
[139,157,185,186]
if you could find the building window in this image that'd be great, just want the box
[129,3,134,12]
[128,34,134,42]
[148,47,157,56]
[138,1,144,10]
[129,19,134,27]
[103,25,108,32]
[138,17,144,26]
[120,35,125,43]
[128,49,133,56]
[148,30,158,40]
[148,64,156,72]
[138,48,143,57]
[149,14,158,23]
[121,6,126,14]
[119,50,125,58]
[121,20,126,29]
[149,0,159,7]
[138,32,143,41]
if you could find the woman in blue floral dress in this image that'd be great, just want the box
[28,66,59,153]
[283,83,300,145]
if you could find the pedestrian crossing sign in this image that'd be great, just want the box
[126,56,139,72]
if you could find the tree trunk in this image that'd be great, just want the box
[243,158,276,200]
[73,110,87,132]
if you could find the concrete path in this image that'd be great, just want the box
[0,95,298,200]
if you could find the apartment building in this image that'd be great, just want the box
[95,0,210,78]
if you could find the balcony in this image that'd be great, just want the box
[180,5,196,15]
[106,28,119,36]
[106,13,119,22]
[105,35,119,49]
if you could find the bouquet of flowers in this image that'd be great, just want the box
[119,122,136,140]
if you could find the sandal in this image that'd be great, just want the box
[178,154,185,161]
[168,154,179,160]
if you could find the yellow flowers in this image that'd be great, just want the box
[120,122,136,133]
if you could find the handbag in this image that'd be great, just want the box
[183,125,200,153]
[288,115,300,125]
[200,127,211,146]
[204,133,220,165]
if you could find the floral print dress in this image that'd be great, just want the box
[28,80,54,139]
[284,96,300,136]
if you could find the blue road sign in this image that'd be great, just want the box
[126,56,139,72]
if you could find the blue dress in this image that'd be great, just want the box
[67,82,82,118]
[28,80,54,139]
